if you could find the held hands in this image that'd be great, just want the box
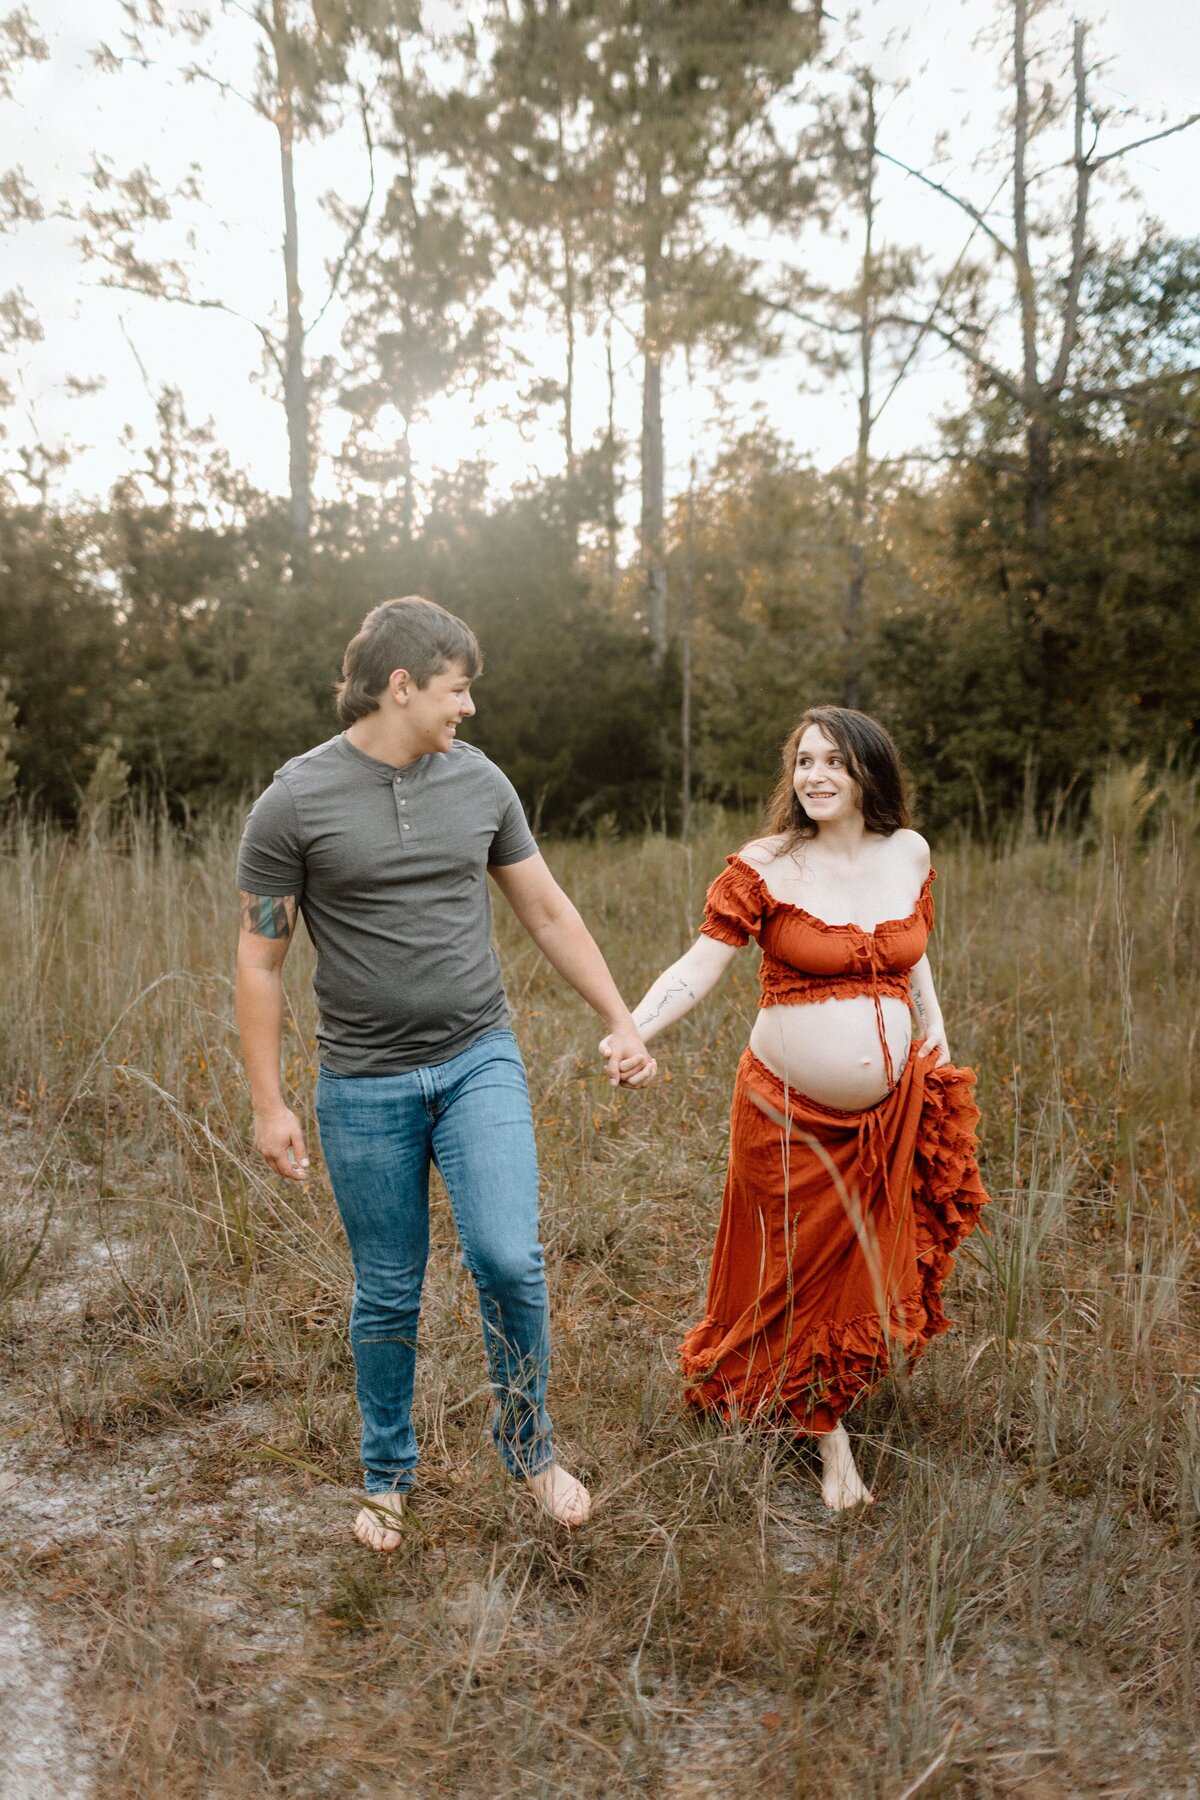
[254,1103,311,1181]
[598,1023,658,1090]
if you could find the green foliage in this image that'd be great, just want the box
[1,0,1197,841]
[433,480,668,829]
[0,471,669,831]
[0,507,123,818]
[868,380,1200,830]
[2,354,1198,837]
[670,433,846,810]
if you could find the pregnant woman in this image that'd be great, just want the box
[623,706,989,1510]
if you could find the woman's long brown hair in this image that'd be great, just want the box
[764,706,911,850]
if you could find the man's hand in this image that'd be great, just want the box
[598,1025,658,1090]
[254,1103,311,1181]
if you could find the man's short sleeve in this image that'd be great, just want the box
[488,766,538,867]
[236,779,306,896]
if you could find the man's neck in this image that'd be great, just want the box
[345,714,425,769]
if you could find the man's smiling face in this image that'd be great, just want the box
[403,659,477,754]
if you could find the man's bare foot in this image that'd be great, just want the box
[524,1462,591,1528]
[354,1489,407,1552]
[818,1424,874,1512]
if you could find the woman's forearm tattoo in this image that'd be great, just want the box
[241,893,294,939]
[636,976,695,1031]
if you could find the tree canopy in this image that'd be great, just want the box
[1,2,1196,834]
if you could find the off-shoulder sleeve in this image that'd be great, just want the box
[701,857,765,947]
[919,869,937,932]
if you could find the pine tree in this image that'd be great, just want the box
[84,1,371,579]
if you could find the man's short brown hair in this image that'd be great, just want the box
[335,597,482,724]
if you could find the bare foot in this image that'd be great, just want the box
[524,1462,591,1528]
[818,1424,874,1512]
[354,1490,407,1552]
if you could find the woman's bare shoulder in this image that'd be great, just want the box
[891,827,931,873]
[736,834,787,872]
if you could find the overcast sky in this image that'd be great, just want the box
[6,0,1199,514]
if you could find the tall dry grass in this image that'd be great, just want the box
[0,777,1197,1797]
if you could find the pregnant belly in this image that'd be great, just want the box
[748,994,912,1111]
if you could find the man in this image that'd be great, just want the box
[236,596,656,1549]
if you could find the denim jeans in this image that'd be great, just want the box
[315,1029,554,1495]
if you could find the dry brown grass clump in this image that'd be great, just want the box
[0,789,1197,1797]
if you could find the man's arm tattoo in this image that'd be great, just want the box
[240,893,296,939]
[636,976,696,1031]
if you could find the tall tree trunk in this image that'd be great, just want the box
[554,90,578,566]
[845,76,876,713]
[1010,0,1051,744]
[681,435,695,841]
[640,330,666,655]
[1024,413,1052,549]
[639,66,667,660]
[1031,20,1090,566]
[604,303,619,594]
[271,0,311,580]
[1011,0,1047,595]
[561,220,578,564]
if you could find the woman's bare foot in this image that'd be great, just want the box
[524,1462,591,1528]
[818,1424,874,1512]
[354,1490,407,1552]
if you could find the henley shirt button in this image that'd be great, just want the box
[402,823,411,831]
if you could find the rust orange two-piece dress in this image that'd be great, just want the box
[679,855,990,1435]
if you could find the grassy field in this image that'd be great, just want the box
[0,783,1197,1798]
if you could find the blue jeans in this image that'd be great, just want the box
[315,1029,554,1495]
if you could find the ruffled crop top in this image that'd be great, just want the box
[701,853,936,1012]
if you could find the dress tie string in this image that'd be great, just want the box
[860,933,899,1225]
[855,1102,897,1223]
[865,933,896,1092]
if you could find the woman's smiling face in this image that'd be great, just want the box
[793,725,862,824]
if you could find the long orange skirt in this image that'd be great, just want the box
[680,1047,989,1434]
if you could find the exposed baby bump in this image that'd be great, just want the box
[749,995,911,1111]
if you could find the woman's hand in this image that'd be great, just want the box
[917,1022,951,1068]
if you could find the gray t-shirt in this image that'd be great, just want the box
[236,734,537,1075]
